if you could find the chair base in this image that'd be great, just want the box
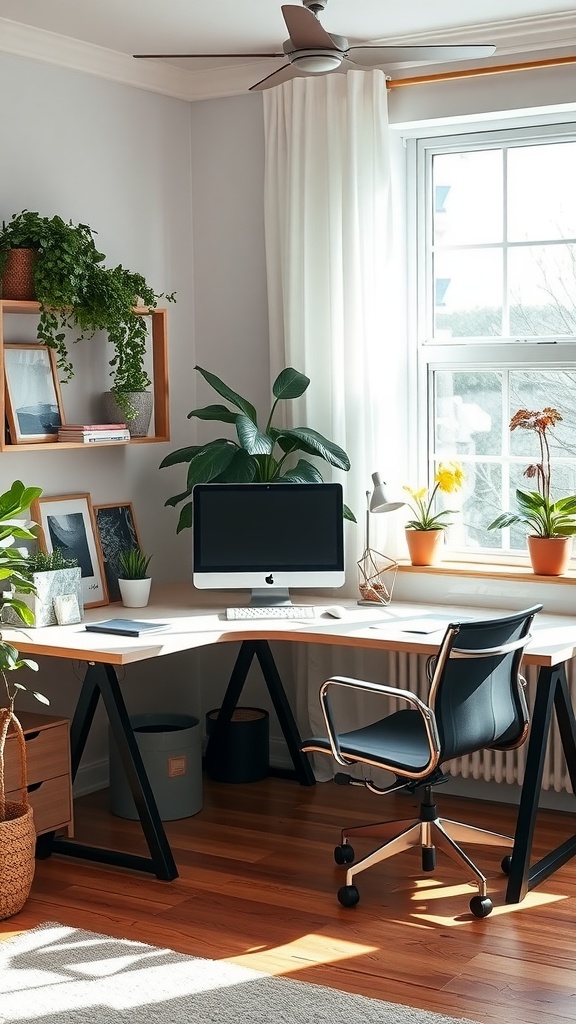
[337,786,513,904]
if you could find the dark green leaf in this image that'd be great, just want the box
[187,404,238,424]
[236,415,274,455]
[159,446,202,469]
[195,366,257,423]
[186,440,238,486]
[278,428,351,471]
[272,367,310,401]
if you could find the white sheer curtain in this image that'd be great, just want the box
[262,70,402,780]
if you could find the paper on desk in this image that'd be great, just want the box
[371,613,469,634]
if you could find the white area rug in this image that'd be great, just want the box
[0,922,478,1024]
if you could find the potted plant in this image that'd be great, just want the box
[0,210,175,424]
[0,478,49,921]
[117,547,153,608]
[403,462,465,565]
[3,548,83,628]
[159,365,355,533]
[487,407,576,575]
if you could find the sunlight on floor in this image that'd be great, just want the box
[228,934,378,975]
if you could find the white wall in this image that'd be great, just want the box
[0,54,277,790]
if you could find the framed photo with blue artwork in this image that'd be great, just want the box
[94,502,142,603]
[31,493,108,608]
[4,343,64,443]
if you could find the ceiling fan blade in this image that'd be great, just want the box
[249,63,302,92]
[134,52,284,60]
[347,44,496,67]
[281,5,336,50]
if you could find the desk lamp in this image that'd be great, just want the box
[357,472,405,605]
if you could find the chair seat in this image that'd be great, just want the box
[305,708,432,773]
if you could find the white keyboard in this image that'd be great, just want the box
[226,605,315,621]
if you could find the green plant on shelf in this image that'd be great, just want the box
[26,549,79,572]
[0,210,176,421]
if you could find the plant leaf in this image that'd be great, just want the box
[280,460,324,483]
[277,428,351,471]
[159,446,202,469]
[185,440,239,487]
[187,404,238,424]
[176,502,193,534]
[236,415,274,455]
[195,366,257,423]
[272,367,310,401]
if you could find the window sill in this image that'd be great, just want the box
[397,558,576,586]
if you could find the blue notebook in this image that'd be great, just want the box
[85,618,170,637]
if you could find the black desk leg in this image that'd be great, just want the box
[205,639,315,787]
[506,664,576,903]
[50,661,178,881]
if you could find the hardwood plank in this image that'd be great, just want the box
[3,778,576,1024]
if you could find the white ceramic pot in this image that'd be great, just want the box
[118,577,152,608]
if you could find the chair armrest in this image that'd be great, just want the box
[318,675,438,770]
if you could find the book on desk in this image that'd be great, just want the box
[84,619,170,637]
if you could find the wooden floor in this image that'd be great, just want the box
[3,776,576,1024]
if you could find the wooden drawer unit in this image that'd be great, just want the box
[3,711,73,837]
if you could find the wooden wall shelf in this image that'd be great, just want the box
[0,300,169,450]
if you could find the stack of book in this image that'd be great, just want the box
[58,423,130,443]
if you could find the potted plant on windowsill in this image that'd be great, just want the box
[159,365,355,533]
[117,547,153,608]
[0,210,175,425]
[487,407,576,576]
[403,462,465,566]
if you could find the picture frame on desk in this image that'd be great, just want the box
[4,343,64,443]
[94,501,142,603]
[31,493,109,608]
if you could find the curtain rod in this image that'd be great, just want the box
[387,53,576,90]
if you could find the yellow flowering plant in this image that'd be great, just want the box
[403,462,465,531]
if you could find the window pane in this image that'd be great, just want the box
[433,150,502,246]
[508,244,576,336]
[434,250,503,337]
[434,370,501,456]
[461,463,502,551]
[508,142,576,242]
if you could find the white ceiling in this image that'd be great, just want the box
[1,0,576,101]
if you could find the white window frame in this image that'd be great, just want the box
[409,122,576,565]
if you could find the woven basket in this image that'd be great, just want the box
[0,708,36,920]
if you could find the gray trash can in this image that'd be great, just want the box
[109,712,202,820]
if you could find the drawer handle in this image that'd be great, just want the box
[28,782,43,793]
[25,731,41,742]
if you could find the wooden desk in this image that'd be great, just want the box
[5,584,576,903]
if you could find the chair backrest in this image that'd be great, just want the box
[429,604,542,763]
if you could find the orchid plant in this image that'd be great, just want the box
[403,462,465,531]
[488,407,576,539]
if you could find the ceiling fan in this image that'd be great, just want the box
[133,0,496,92]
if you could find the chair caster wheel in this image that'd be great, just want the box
[470,895,493,917]
[334,844,354,865]
[422,846,436,871]
[501,854,512,875]
[338,884,360,908]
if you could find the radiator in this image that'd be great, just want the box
[389,652,574,795]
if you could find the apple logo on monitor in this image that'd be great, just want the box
[265,574,274,585]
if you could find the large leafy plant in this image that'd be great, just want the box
[0,210,175,421]
[0,480,48,710]
[160,365,355,533]
[488,407,576,538]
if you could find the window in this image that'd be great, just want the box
[414,125,576,560]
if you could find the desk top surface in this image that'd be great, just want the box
[2,583,575,668]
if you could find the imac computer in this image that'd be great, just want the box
[192,482,345,606]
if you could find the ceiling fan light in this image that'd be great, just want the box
[290,49,343,73]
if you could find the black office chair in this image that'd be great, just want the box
[302,604,542,917]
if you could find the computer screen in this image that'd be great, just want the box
[192,482,345,605]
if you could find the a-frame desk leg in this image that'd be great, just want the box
[205,639,315,786]
[47,661,178,881]
[506,663,576,903]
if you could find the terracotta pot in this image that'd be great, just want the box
[527,535,572,576]
[405,528,444,566]
[1,248,38,300]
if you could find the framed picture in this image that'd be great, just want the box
[31,493,109,608]
[4,343,64,443]
[94,502,142,603]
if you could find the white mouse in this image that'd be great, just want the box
[324,605,346,619]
